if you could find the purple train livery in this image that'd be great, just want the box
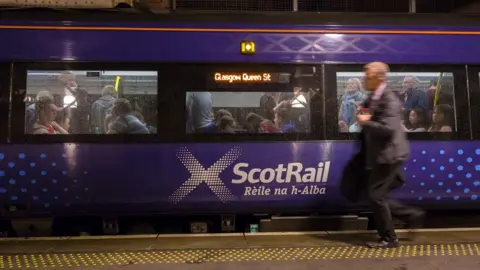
[0,11,478,219]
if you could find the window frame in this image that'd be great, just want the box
[10,62,161,144]
[324,64,470,141]
[465,65,480,140]
[0,63,11,145]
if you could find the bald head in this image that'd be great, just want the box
[364,62,389,91]
[364,62,389,79]
[402,75,419,91]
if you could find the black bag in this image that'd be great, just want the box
[340,153,366,203]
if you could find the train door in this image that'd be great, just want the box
[155,64,325,143]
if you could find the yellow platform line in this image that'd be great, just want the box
[0,243,479,268]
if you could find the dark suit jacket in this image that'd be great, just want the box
[361,87,410,168]
[340,87,408,203]
[404,88,428,112]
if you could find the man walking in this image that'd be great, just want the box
[357,62,425,248]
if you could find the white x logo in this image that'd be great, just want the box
[169,146,242,204]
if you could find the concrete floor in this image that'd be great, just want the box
[26,256,480,270]
[0,230,479,269]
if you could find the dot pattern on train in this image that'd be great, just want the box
[404,148,479,201]
[0,145,478,208]
[0,151,88,208]
[168,146,242,203]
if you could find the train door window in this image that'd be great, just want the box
[180,65,323,141]
[324,64,469,140]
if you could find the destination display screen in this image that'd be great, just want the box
[213,72,291,84]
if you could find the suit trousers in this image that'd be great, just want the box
[366,162,420,242]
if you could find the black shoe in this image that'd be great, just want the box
[366,239,400,248]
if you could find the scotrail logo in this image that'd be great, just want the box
[169,146,331,204]
[168,146,242,204]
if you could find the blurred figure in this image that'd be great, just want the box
[245,113,279,133]
[338,78,366,127]
[401,75,428,112]
[215,109,235,133]
[426,79,439,112]
[245,113,263,133]
[32,95,68,134]
[291,85,308,108]
[218,115,236,134]
[55,110,70,132]
[105,98,149,134]
[427,78,454,113]
[338,120,349,133]
[259,93,276,121]
[274,101,296,133]
[91,85,117,134]
[405,108,427,132]
[71,87,91,134]
[348,106,364,133]
[429,104,453,132]
[186,92,215,133]
[259,119,279,133]
[131,111,157,134]
[357,62,424,249]
[59,71,78,108]
[278,90,295,103]
[56,71,78,133]
[26,90,54,134]
[349,120,361,133]
[215,109,232,125]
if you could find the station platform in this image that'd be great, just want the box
[0,228,479,269]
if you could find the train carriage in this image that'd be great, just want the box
[0,10,478,226]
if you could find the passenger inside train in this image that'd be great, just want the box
[336,72,455,133]
[185,90,312,134]
[24,70,158,135]
[185,70,315,134]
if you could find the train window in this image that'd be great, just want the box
[24,70,158,135]
[180,66,321,138]
[185,91,311,134]
[336,72,456,134]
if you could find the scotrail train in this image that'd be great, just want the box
[0,10,478,222]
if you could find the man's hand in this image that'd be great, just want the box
[357,113,372,125]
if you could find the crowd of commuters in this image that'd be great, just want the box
[25,71,156,135]
[338,74,454,133]
[185,88,311,134]
[28,71,454,136]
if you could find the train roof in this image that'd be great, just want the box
[1,8,480,29]
[1,8,480,63]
